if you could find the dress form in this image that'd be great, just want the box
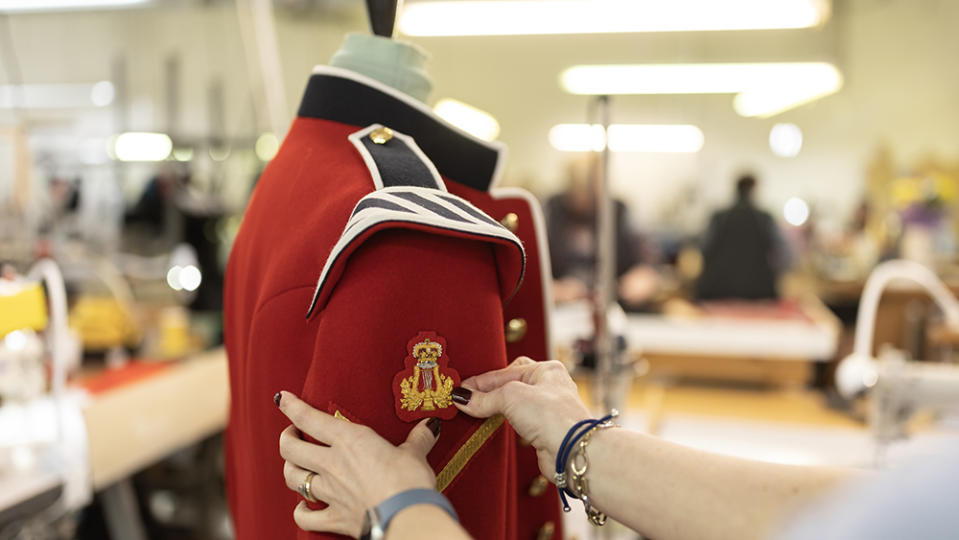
[329,0,432,102]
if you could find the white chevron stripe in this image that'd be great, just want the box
[347,188,503,234]
[307,186,525,316]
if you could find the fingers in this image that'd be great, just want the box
[284,460,324,500]
[293,501,353,536]
[527,359,575,387]
[511,356,536,367]
[283,460,302,492]
[277,391,350,445]
[279,424,330,473]
[454,380,524,418]
[460,357,537,392]
[398,417,441,458]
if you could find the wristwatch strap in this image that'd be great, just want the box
[376,488,459,533]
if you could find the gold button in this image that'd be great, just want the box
[500,212,519,233]
[505,317,527,343]
[537,521,555,540]
[369,126,394,144]
[528,475,549,497]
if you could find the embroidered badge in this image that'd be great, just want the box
[392,331,461,422]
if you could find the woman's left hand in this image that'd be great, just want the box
[277,391,441,537]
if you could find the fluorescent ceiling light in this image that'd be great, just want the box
[111,132,172,162]
[400,0,828,36]
[562,62,842,118]
[0,0,148,12]
[562,63,840,95]
[549,124,704,153]
[0,82,115,109]
[732,73,841,117]
[433,98,501,141]
[551,124,608,152]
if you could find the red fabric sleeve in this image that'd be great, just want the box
[297,228,515,540]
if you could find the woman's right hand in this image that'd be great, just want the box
[452,357,592,479]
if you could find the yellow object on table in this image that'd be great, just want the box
[158,306,191,358]
[0,282,47,336]
[68,296,141,350]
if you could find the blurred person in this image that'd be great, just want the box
[33,176,81,241]
[49,176,80,217]
[545,155,659,308]
[696,174,790,301]
[122,164,190,259]
[124,168,178,236]
[275,356,959,540]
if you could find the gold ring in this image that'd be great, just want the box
[297,471,319,503]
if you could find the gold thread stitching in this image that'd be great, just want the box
[399,338,455,412]
[435,415,505,492]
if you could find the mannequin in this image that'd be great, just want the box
[224,2,564,538]
[329,0,433,102]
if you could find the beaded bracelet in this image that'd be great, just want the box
[554,409,618,525]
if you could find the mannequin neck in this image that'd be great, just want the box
[329,33,432,103]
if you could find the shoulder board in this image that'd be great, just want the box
[306,125,525,317]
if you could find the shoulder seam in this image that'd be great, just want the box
[252,284,317,320]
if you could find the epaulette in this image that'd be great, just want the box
[306,124,525,317]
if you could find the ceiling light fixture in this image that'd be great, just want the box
[733,71,841,117]
[0,82,116,109]
[549,124,704,153]
[399,0,828,36]
[561,62,842,117]
[433,99,501,141]
[0,0,148,12]
[111,132,172,162]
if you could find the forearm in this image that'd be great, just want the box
[581,429,852,540]
[386,504,471,540]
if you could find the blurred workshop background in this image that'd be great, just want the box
[3,0,959,539]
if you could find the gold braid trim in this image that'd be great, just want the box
[435,415,505,492]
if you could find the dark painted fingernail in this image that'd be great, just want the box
[451,387,472,405]
[273,392,282,407]
[426,417,442,437]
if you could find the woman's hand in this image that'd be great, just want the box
[277,392,441,537]
[452,357,592,479]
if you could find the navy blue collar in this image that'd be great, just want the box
[297,66,506,193]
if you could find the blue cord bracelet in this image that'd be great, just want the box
[554,412,617,512]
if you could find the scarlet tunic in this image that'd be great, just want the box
[224,66,562,540]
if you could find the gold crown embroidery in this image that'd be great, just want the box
[399,338,455,412]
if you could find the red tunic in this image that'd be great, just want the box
[224,66,562,540]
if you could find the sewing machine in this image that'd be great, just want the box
[836,260,959,456]
[0,260,89,534]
